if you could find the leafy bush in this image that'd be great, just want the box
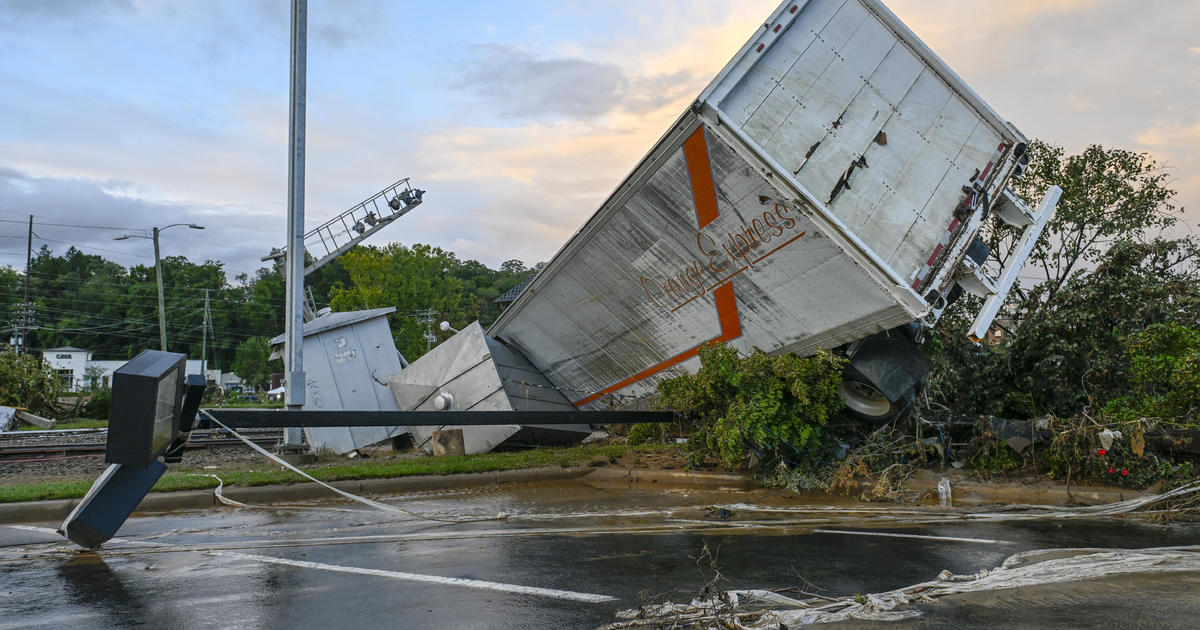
[627,422,668,446]
[1103,323,1200,424]
[80,388,111,420]
[0,349,65,417]
[656,343,845,470]
[928,239,1200,418]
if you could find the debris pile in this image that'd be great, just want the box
[602,545,1200,628]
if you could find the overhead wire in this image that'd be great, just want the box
[0,217,143,231]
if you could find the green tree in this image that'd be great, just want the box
[1105,323,1200,423]
[0,266,21,300]
[330,244,531,360]
[928,139,1199,418]
[232,336,278,391]
[992,140,1180,315]
[657,343,845,469]
[0,348,65,417]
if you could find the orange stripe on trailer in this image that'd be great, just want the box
[574,283,741,407]
[574,125,744,407]
[682,127,720,229]
[712,282,742,341]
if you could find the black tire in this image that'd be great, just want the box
[838,372,914,423]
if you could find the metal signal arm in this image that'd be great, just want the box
[262,178,425,277]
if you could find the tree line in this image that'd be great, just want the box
[1,244,535,389]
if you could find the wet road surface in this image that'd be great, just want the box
[2,478,1199,628]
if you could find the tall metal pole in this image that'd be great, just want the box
[19,215,32,354]
[283,0,308,450]
[23,215,31,307]
[201,288,210,377]
[153,227,167,351]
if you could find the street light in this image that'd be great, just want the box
[114,223,205,351]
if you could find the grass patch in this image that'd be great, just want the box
[0,480,97,503]
[0,443,676,504]
[16,419,108,431]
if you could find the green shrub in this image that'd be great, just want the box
[0,348,65,417]
[1104,323,1200,424]
[80,388,111,420]
[627,422,668,446]
[656,343,845,470]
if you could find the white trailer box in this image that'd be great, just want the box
[489,0,1058,415]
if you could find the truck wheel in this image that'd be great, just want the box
[838,375,895,421]
[838,326,931,423]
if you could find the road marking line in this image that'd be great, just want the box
[5,525,617,603]
[813,528,1013,545]
[207,549,619,603]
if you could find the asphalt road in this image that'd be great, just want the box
[2,479,1199,629]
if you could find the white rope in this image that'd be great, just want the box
[604,545,1200,628]
[198,410,505,524]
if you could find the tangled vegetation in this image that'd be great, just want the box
[908,138,1200,492]
[0,348,65,418]
[1035,416,1195,490]
[1105,323,1200,424]
[656,343,845,470]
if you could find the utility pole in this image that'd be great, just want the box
[153,227,166,351]
[201,288,211,378]
[413,308,438,352]
[23,215,31,312]
[114,222,204,353]
[13,215,35,354]
[281,0,308,453]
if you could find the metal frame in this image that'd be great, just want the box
[967,186,1062,342]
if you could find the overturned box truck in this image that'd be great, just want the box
[337,0,1060,453]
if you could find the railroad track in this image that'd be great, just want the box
[0,436,280,463]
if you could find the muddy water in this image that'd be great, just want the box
[2,478,1199,629]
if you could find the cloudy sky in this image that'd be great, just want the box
[1,0,1197,280]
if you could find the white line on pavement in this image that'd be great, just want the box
[5,525,617,603]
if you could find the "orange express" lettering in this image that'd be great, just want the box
[640,202,803,310]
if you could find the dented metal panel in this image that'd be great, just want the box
[709,0,1023,285]
[389,323,587,454]
[268,308,407,453]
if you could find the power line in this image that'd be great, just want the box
[32,236,156,260]
[0,218,142,231]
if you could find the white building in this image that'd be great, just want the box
[40,348,242,393]
[41,347,92,390]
